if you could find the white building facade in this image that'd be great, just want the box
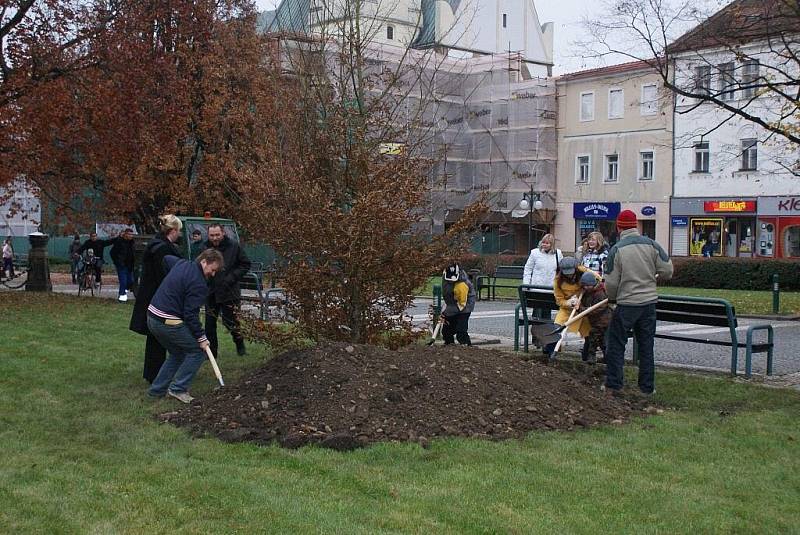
[670,17,800,258]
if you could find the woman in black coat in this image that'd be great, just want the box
[129,215,183,383]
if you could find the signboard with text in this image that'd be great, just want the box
[703,200,756,213]
[573,202,621,220]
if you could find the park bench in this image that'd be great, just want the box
[514,288,775,378]
[477,265,525,301]
[513,284,560,352]
[240,261,288,321]
[643,295,774,378]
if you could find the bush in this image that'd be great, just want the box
[666,257,800,290]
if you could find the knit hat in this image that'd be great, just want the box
[580,271,598,287]
[443,264,460,282]
[559,256,578,275]
[616,209,638,230]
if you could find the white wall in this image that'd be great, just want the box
[673,44,800,198]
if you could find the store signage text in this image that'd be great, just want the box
[778,198,800,212]
[704,200,756,213]
[573,202,621,220]
[671,216,688,227]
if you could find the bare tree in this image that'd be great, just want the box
[580,0,800,173]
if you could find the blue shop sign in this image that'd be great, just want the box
[671,216,688,227]
[641,205,656,216]
[573,202,621,220]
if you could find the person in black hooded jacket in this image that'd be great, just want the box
[129,215,182,383]
[203,224,252,356]
[441,263,476,346]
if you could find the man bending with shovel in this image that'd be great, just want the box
[147,249,225,403]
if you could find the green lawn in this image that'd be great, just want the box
[3,292,800,533]
[420,277,800,315]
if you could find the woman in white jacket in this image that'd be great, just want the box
[523,233,561,320]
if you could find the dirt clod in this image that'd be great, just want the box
[166,342,653,449]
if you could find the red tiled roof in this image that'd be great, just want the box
[557,59,656,82]
[668,0,799,54]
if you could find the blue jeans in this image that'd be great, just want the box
[605,303,657,393]
[147,315,206,396]
[115,263,133,296]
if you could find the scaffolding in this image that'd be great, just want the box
[272,34,558,251]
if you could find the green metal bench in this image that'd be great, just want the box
[514,284,559,352]
[640,295,774,378]
[477,265,525,301]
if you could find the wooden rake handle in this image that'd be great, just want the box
[204,346,225,387]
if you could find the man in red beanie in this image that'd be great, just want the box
[603,209,673,395]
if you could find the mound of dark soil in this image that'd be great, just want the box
[163,342,656,450]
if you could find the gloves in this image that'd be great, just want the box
[566,296,578,307]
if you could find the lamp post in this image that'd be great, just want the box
[518,185,543,252]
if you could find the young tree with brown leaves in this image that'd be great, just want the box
[236,1,487,344]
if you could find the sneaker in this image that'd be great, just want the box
[640,389,656,397]
[118,294,128,302]
[236,341,247,356]
[167,390,195,404]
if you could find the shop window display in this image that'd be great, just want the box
[690,218,722,256]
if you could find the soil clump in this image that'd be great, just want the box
[164,342,655,450]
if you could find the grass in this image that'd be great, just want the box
[419,277,800,315]
[3,292,800,533]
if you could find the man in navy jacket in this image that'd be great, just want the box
[147,248,224,403]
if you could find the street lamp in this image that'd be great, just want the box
[518,185,543,252]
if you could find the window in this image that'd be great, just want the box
[741,138,758,170]
[502,13,507,28]
[386,25,394,40]
[640,151,654,180]
[605,154,619,183]
[741,60,760,98]
[640,83,658,115]
[717,62,735,101]
[608,88,624,119]
[576,155,591,183]
[694,65,712,95]
[579,92,594,121]
[693,141,710,172]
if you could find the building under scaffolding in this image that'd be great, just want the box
[264,2,557,254]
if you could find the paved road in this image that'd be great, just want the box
[38,282,799,376]
[409,298,800,376]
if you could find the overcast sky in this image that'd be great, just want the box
[252,0,722,74]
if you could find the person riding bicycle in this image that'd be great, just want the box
[78,232,112,286]
[77,249,101,288]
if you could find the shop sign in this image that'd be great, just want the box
[778,197,800,212]
[671,216,688,227]
[703,200,756,213]
[573,202,621,220]
[641,206,656,216]
[756,197,800,216]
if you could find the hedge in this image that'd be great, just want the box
[663,257,800,291]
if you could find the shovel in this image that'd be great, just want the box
[427,315,445,346]
[550,292,583,358]
[546,298,609,338]
[204,346,225,386]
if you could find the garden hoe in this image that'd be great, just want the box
[204,346,225,387]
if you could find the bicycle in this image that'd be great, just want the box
[0,254,29,289]
[77,253,102,297]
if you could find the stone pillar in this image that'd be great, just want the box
[25,232,52,292]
